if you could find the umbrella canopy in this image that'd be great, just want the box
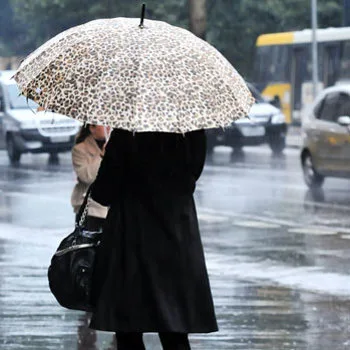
[14,17,254,133]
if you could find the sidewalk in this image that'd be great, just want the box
[286,125,302,149]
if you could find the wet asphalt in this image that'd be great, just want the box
[1,146,350,350]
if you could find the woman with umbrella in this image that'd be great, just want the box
[90,128,217,349]
[14,10,254,350]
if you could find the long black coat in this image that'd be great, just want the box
[90,129,218,333]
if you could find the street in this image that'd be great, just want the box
[1,146,350,350]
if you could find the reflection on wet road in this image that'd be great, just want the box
[1,147,350,349]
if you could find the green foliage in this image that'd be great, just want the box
[8,0,187,53]
[0,0,28,56]
[2,0,343,76]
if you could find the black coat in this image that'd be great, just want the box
[90,129,218,333]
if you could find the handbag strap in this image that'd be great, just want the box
[76,185,92,228]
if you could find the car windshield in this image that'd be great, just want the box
[247,83,265,103]
[6,83,38,109]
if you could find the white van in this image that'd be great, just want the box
[0,70,80,164]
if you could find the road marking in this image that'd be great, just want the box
[198,213,230,224]
[207,254,350,297]
[204,164,302,177]
[0,165,71,177]
[288,227,338,235]
[232,220,281,229]
[199,207,300,227]
[1,191,69,204]
[199,207,350,235]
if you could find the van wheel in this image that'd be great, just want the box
[6,136,21,164]
[302,152,324,188]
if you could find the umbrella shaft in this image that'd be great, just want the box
[139,3,146,28]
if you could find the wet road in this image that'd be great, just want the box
[1,146,350,349]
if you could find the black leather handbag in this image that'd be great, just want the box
[48,187,101,312]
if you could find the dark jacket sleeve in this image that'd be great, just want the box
[91,129,126,206]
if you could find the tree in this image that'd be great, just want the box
[9,0,187,53]
[189,0,206,39]
[0,0,28,56]
[10,0,110,48]
[6,0,343,76]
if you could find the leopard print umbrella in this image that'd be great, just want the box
[14,17,254,133]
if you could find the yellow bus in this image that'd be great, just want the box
[254,27,350,124]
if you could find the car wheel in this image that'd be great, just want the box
[206,144,214,156]
[231,146,245,162]
[269,137,286,155]
[6,135,21,165]
[302,153,324,188]
[231,146,244,157]
[233,144,243,152]
[48,152,59,165]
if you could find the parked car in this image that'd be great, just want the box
[206,83,287,155]
[301,84,350,188]
[0,70,81,164]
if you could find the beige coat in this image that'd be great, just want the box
[71,135,108,219]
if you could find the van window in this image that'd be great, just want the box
[6,84,37,109]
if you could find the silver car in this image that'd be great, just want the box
[301,85,350,188]
[0,70,81,164]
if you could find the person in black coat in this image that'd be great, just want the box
[90,128,218,350]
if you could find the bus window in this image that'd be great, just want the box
[291,48,307,113]
[254,46,272,89]
[323,44,340,87]
[340,41,350,80]
[254,45,289,89]
[271,45,290,82]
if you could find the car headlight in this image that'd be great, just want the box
[271,112,285,124]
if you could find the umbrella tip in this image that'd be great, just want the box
[139,3,146,29]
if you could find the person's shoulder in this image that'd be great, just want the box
[72,140,88,154]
